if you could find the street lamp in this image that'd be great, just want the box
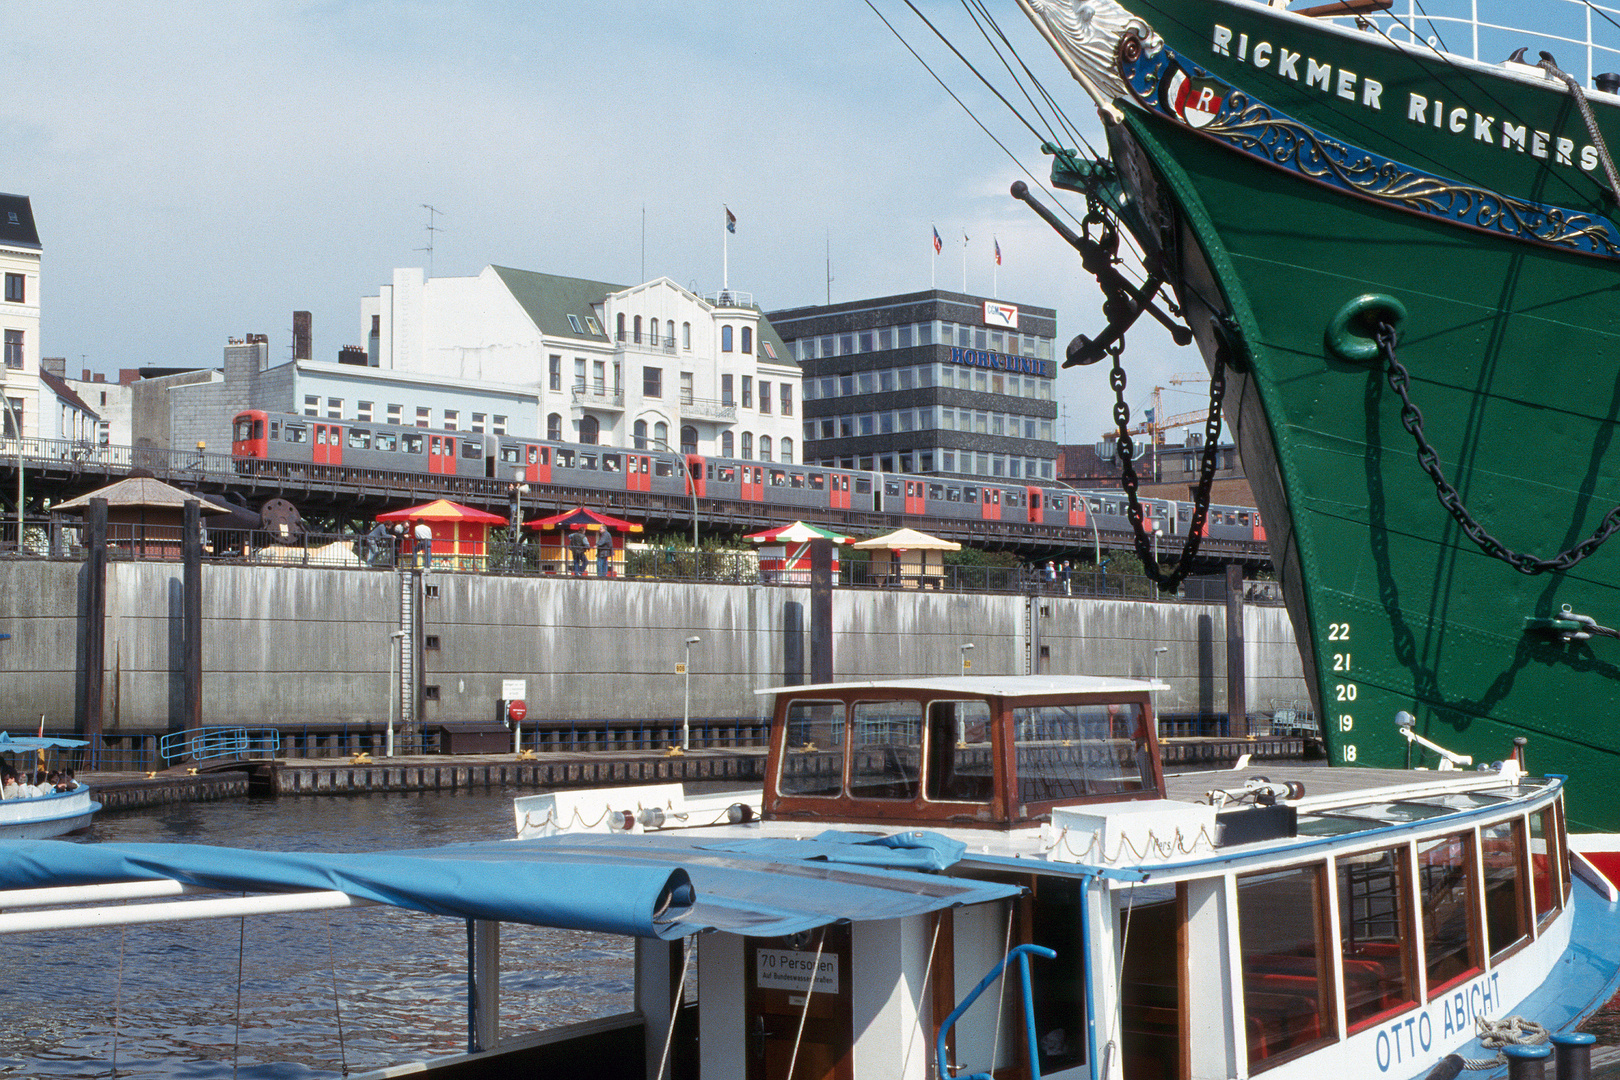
[507,482,530,556]
[1152,646,1169,737]
[959,642,974,675]
[1152,526,1163,599]
[682,636,702,750]
[387,629,408,757]
[5,395,22,552]
[645,437,699,552]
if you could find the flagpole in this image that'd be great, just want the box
[723,207,729,292]
[931,225,936,289]
[993,237,999,299]
[961,233,968,294]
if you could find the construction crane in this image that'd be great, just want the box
[1099,374,1210,443]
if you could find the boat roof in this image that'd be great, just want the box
[755,674,1167,698]
[0,732,88,752]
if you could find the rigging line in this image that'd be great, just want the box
[1582,0,1620,39]
[862,0,1118,247]
[964,0,1100,155]
[896,0,1051,144]
[1407,0,1454,56]
[958,0,1065,143]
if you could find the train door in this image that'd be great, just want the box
[1069,495,1088,529]
[744,925,853,1080]
[529,444,552,484]
[904,479,926,515]
[428,434,456,475]
[1026,486,1044,525]
[740,465,765,502]
[981,488,1002,521]
[626,453,652,493]
[687,455,707,498]
[1253,511,1266,543]
[313,423,343,466]
[828,473,851,510]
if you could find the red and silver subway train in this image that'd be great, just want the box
[231,409,1266,544]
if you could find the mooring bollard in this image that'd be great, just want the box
[1550,1031,1595,1080]
[1504,1043,1553,1080]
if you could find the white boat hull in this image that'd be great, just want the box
[0,788,99,839]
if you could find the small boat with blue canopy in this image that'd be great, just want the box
[0,732,98,839]
[0,675,1617,1079]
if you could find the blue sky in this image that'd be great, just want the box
[6,2,1242,445]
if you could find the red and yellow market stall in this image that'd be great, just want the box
[377,499,508,571]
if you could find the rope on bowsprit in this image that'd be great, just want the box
[1459,1015,1550,1070]
[1536,52,1620,199]
[1376,322,1620,573]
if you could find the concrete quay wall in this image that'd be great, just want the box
[0,561,1308,732]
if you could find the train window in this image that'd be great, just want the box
[946,487,961,502]
[500,445,522,465]
[1088,498,1101,512]
[461,439,482,459]
[885,479,901,497]
[316,427,329,446]
[1179,505,1190,520]
[929,484,944,500]
[233,417,254,442]
[855,477,872,494]
[717,465,736,483]
[809,474,825,491]
[771,470,787,486]
[348,429,372,450]
[602,454,621,472]
[269,421,280,441]
[1238,512,1250,526]
[965,488,978,504]
[555,449,575,468]
[992,490,1002,505]
[529,446,540,465]
[790,472,804,488]
[375,433,397,452]
[654,459,673,477]
[403,433,423,454]
[580,453,598,470]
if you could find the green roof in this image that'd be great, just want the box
[491,266,623,344]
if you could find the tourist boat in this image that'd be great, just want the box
[2,676,1616,1079]
[0,732,97,839]
[1004,0,1620,832]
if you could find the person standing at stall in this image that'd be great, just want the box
[595,527,614,577]
[569,527,589,576]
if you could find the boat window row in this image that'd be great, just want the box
[776,697,1154,807]
[1224,797,1568,1072]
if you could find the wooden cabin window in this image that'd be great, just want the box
[1556,797,1572,902]
[779,700,845,797]
[1482,819,1530,959]
[1337,846,1416,1032]
[926,700,994,802]
[1419,832,1480,997]
[1012,703,1152,804]
[1237,863,1337,1070]
[848,700,921,800]
[1529,805,1562,926]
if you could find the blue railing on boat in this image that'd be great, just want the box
[159,727,281,765]
[937,943,1057,1080]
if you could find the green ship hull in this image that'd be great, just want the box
[1021,0,1620,828]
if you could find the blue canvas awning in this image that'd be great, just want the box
[0,732,88,753]
[0,830,1020,939]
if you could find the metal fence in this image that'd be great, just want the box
[158,727,281,765]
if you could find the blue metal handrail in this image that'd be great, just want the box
[159,727,281,764]
[936,943,1057,1080]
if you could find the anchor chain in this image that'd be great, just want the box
[1111,327,1227,591]
[1377,322,1620,574]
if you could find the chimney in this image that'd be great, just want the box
[82,368,92,381]
[94,373,105,383]
[293,311,312,361]
[41,356,66,378]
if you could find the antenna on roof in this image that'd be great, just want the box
[418,204,444,277]
[825,230,833,305]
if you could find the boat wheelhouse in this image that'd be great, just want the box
[2,676,1615,1079]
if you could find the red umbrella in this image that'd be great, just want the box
[377,499,508,526]
[526,506,644,532]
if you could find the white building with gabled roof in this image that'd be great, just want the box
[360,266,802,462]
[0,193,41,438]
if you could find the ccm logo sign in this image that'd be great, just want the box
[983,302,1018,329]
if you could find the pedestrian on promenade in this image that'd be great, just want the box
[414,521,433,570]
[1061,559,1072,595]
[595,527,614,577]
[569,527,589,576]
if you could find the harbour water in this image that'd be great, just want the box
[0,789,634,1079]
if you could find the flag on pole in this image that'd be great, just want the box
[726,207,736,234]
[932,227,942,254]
[995,237,1002,266]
